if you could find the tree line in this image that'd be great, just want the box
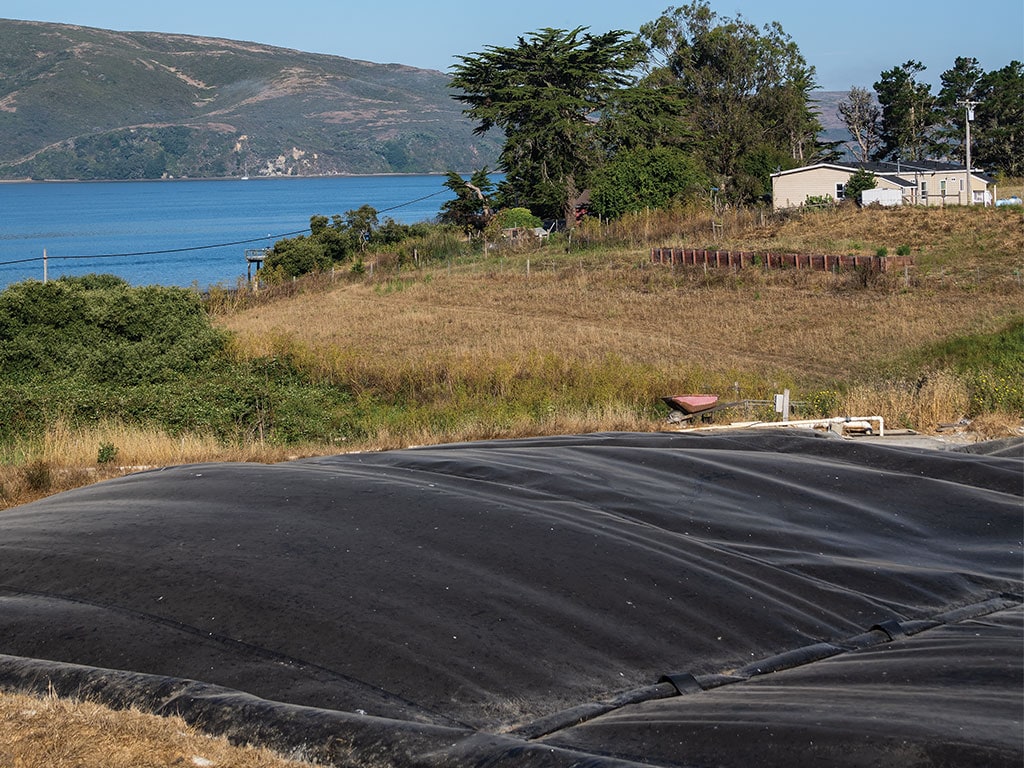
[445,1,1022,226]
[839,58,1022,174]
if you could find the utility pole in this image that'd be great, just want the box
[958,99,981,205]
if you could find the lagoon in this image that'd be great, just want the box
[0,175,459,290]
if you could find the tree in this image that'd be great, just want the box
[264,236,330,280]
[973,61,1024,176]
[843,168,877,205]
[439,168,495,235]
[837,86,881,162]
[873,61,935,162]
[342,205,380,248]
[639,1,824,202]
[597,80,692,154]
[589,146,707,219]
[449,27,645,223]
[934,57,984,162]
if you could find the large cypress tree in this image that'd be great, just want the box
[934,57,985,163]
[449,27,645,222]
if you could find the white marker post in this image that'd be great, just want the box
[774,389,791,423]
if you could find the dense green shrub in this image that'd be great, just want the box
[0,276,227,384]
[493,207,542,229]
[844,168,877,205]
[589,146,707,219]
[0,275,357,444]
[263,210,440,282]
[262,235,332,280]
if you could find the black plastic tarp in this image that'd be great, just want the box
[1,431,1021,766]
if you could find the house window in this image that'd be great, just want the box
[836,183,845,200]
[921,180,928,197]
[940,180,947,195]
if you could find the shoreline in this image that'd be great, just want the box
[0,171,462,185]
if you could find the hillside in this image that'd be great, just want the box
[0,19,502,179]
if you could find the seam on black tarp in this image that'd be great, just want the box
[508,592,1022,741]
[0,584,466,728]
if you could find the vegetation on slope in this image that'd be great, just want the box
[0,275,355,448]
[1,202,1021,510]
[0,19,501,179]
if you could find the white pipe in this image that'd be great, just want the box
[679,416,885,437]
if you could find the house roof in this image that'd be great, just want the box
[880,175,918,188]
[772,160,994,183]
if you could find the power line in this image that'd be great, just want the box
[0,187,450,268]
[0,230,309,267]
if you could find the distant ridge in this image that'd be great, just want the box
[0,19,503,180]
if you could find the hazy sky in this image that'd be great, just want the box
[4,0,1022,91]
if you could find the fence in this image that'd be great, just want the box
[650,247,914,273]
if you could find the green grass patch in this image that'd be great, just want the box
[895,319,1024,414]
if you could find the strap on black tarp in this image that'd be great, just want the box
[659,672,703,695]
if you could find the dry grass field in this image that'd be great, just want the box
[0,689,313,767]
[3,203,1022,510]
[0,200,1021,765]
[219,203,1023,440]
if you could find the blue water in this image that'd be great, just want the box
[0,175,459,290]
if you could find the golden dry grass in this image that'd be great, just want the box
[4,204,1021,511]
[215,202,1023,446]
[0,689,314,767]
[841,369,971,429]
[221,240,1020,397]
[0,420,321,510]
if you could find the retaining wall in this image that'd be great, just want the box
[651,247,913,272]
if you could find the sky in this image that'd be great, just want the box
[3,0,1022,92]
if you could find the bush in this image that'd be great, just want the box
[804,195,834,209]
[589,146,707,219]
[494,207,542,229]
[0,277,228,385]
[263,236,331,280]
[97,442,118,464]
[23,460,51,492]
[844,168,877,205]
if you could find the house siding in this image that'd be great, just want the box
[771,164,991,210]
[771,167,854,210]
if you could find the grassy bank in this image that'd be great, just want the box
[1,202,1022,510]
[219,203,1022,433]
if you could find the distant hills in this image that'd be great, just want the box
[0,19,856,182]
[0,19,503,180]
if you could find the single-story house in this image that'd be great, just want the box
[771,160,995,210]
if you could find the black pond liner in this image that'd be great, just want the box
[1,430,1021,767]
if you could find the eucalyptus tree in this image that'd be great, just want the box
[639,0,824,202]
[837,86,881,163]
[873,61,935,162]
[449,27,645,222]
